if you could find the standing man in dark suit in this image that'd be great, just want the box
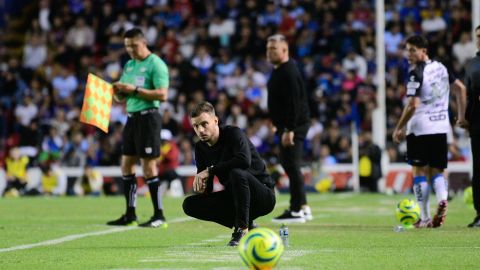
[266,34,312,223]
[464,25,480,227]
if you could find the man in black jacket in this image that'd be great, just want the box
[266,34,312,223]
[464,25,480,227]
[182,102,276,246]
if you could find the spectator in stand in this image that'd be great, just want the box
[342,50,368,80]
[226,103,247,130]
[65,17,95,54]
[38,0,51,32]
[453,32,477,67]
[157,129,180,193]
[208,13,235,48]
[421,8,447,34]
[23,34,47,70]
[319,145,337,166]
[109,13,134,35]
[14,95,38,131]
[191,45,214,76]
[52,67,79,105]
[3,147,29,197]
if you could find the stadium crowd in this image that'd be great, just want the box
[0,0,475,195]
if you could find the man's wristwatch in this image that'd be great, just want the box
[207,165,214,175]
[133,86,139,96]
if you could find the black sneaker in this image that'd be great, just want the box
[106,215,138,226]
[468,215,480,228]
[272,209,306,224]
[227,227,248,246]
[139,216,166,228]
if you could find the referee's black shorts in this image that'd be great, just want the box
[406,133,447,169]
[122,108,161,158]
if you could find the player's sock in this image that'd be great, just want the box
[413,176,430,221]
[146,176,164,218]
[123,174,137,218]
[432,173,448,202]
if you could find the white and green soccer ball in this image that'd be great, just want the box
[238,228,284,270]
[395,199,420,228]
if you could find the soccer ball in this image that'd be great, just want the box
[238,228,284,270]
[464,186,473,206]
[395,199,420,228]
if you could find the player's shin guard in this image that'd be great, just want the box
[413,176,430,221]
[123,174,137,218]
[146,176,164,218]
[432,173,448,202]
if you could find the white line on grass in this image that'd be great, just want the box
[139,249,313,264]
[0,193,340,254]
[0,216,194,253]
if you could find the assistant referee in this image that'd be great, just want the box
[107,28,169,228]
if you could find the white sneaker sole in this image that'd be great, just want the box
[150,220,165,227]
[271,217,306,224]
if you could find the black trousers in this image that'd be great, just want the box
[182,169,276,229]
[471,135,480,215]
[279,133,308,212]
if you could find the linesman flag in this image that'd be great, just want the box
[80,73,113,133]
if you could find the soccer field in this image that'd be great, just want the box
[1,193,480,270]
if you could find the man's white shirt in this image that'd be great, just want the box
[406,60,454,136]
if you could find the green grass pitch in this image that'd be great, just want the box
[1,193,480,269]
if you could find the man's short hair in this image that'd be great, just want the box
[190,101,216,118]
[476,25,480,31]
[405,35,429,49]
[267,34,287,43]
[124,28,145,39]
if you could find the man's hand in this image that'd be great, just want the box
[113,82,136,94]
[193,169,209,193]
[392,128,405,144]
[456,118,469,129]
[281,131,294,147]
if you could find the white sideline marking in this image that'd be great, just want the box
[0,193,338,254]
[0,217,194,253]
[139,249,313,264]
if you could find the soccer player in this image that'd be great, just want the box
[107,28,169,227]
[182,102,276,246]
[393,35,467,228]
[266,34,312,223]
[464,25,480,227]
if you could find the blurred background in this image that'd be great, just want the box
[0,0,476,198]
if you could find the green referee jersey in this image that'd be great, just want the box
[120,53,169,113]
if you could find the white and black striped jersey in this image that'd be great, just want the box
[405,60,456,136]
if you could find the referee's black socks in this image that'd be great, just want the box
[145,176,164,218]
[122,174,137,219]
